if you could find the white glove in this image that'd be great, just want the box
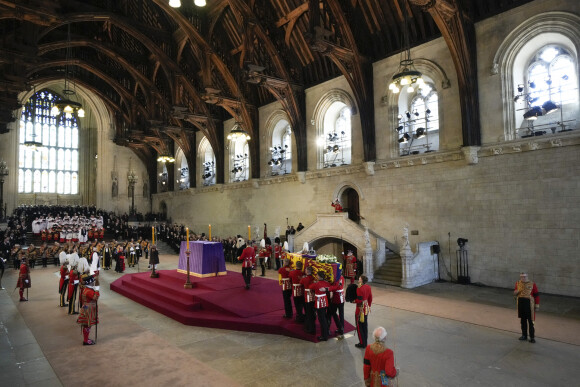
[65,275,69,279]
[74,280,79,285]
[25,280,29,283]
[95,286,100,291]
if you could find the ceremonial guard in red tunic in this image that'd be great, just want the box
[514,272,540,343]
[77,275,99,345]
[68,259,80,315]
[289,260,305,322]
[329,274,346,336]
[238,243,256,289]
[310,271,331,341]
[355,275,372,348]
[59,254,69,307]
[344,250,357,284]
[273,237,283,270]
[300,266,316,335]
[257,239,271,276]
[331,198,343,212]
[278,258,293,319]
[363,327,398,387]
[17,257,31,301]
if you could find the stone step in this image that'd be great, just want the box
[373,257,402,286]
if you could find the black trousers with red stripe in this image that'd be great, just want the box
[356,313,368,346]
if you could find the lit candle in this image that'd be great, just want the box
[152,227,155,245]
[248,225,251,241]
[209,224,211,240]
[186,227,189,244]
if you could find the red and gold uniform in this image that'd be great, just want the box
[17,259,31,301]
[514,274,540,342]
[344,252,357,284]
[238,246,256,289]
[300,272,316,334]
[59,264,69,307]
[77,277,99,345]
[289,266,305,322]
[310,276,330,341]
[257,245,271,276]
[363,342,397,387]
[274,243,282,270]
[329,275,346,335]
[355,279,373,347]
[278,262,293,318]
[68,269,80,314]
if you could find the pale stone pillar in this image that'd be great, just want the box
[364,227,374,281]
[400,244,414,289]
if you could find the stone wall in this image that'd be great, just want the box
[156,138,580,296]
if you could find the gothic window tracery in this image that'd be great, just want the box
[18,90,79,194]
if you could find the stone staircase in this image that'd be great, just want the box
[371,250,402,286]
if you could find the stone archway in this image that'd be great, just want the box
[294,213,391,281]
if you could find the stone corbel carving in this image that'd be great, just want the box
[297,171,306,184]
[462,146,480,165]
[252,179,260,189]
[363,161,375,176]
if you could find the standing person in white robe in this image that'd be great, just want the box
[90,247,100,276]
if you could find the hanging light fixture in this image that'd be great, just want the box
[24,139,44,150]
[227,122,251,141]
[227,74,251,141]
[51,24,85,119]
[169,0,206,7]
[388,1,424,94]
[157,155,176,163]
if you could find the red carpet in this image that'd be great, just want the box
[110,270,355,342]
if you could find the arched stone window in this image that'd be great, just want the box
[229,136,249,183]
[396,81,440,155]
[515,45,578,137]
[385,59,449,158]
[492,11,580,140]
[158,163,169,192]
[312,89,355,169]
[198,137,216,186]
[19,89,79,194]
[264,111,293,176]
[175,148,189,190]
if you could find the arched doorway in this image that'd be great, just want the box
[343,187,360,223]
[159,201,168,221]
[309,237,360,279]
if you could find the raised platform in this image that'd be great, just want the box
[110,270,354,342]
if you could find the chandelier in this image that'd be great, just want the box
[24,132,43,150]
[157,155,175,163]
[169,0,206,8]
[51,24,85,119]
[227,121,251,141]
[388,1,424,94]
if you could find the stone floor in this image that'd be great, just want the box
[1,254,580,387]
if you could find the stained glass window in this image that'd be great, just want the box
[19,90,80,194]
